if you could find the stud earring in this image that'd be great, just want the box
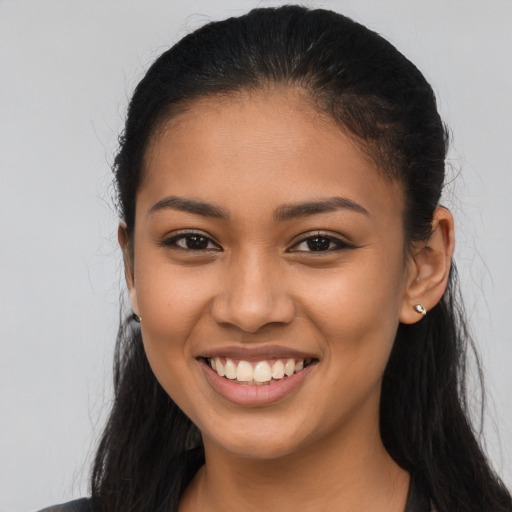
[414,304,427,316]
[132,312,142,323]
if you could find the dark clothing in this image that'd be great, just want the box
[37,499,95,512]
[38,452,432,512]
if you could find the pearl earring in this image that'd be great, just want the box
[414,304,427,316]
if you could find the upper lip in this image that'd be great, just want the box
[198,345,318,362]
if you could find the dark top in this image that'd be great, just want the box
[38,451,432,512]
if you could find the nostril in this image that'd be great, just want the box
[210,290,295,333]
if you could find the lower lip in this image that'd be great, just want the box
[200,359,316,407]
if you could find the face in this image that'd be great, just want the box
[127,89,413,460]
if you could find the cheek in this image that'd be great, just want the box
[136,275,203,412]
[132,259,211,386]
[135,249,211,333]
[299,255,405,357]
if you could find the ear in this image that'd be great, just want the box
[118,223,140,316]
[400,207,455,324]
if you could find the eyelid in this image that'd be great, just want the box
[287,231,357,252]
[160,229,222,250]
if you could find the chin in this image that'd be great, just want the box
[211,436,301,461]
[201,416,319,461]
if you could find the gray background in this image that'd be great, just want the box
[1,1,511,510]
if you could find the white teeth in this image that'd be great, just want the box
[214,357,225,377]
[209,356,310,383]
[225,359,237,380]
[236,361,253,382]
[253,361,272,383]
[271,360,285,379]
[284,359,295,377]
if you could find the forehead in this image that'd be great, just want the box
[140,88,403,222]
[146,88,343,164]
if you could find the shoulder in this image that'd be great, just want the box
[37,498,98,512]
[37,448,204,512]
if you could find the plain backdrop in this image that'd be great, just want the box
[1,1,511,510]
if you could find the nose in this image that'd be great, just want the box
[211,252,295,333]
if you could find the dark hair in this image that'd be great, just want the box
[92,6,512,512]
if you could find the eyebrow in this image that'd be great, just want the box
[148,195,369,221]
[273,197,369,221]
[149,196,229,219]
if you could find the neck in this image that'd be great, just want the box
[180,416,410,512]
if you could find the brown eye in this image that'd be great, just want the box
[289,232,356,253]
[182,234,210,250]
[163,232,220,251]
[306,236,332,251]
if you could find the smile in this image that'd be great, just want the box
[199,352,318,406]
[206,357,314,385]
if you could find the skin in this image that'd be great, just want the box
[120,88,454,511]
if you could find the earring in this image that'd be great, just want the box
[414,304,427,316]
[132,312,141,323]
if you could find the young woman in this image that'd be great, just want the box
[40,5,512,512]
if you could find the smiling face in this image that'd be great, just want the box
[125,88,414,460]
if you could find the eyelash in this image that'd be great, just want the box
[161,231,221,251]
[288,232,356,253]
[161,231,355,253]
